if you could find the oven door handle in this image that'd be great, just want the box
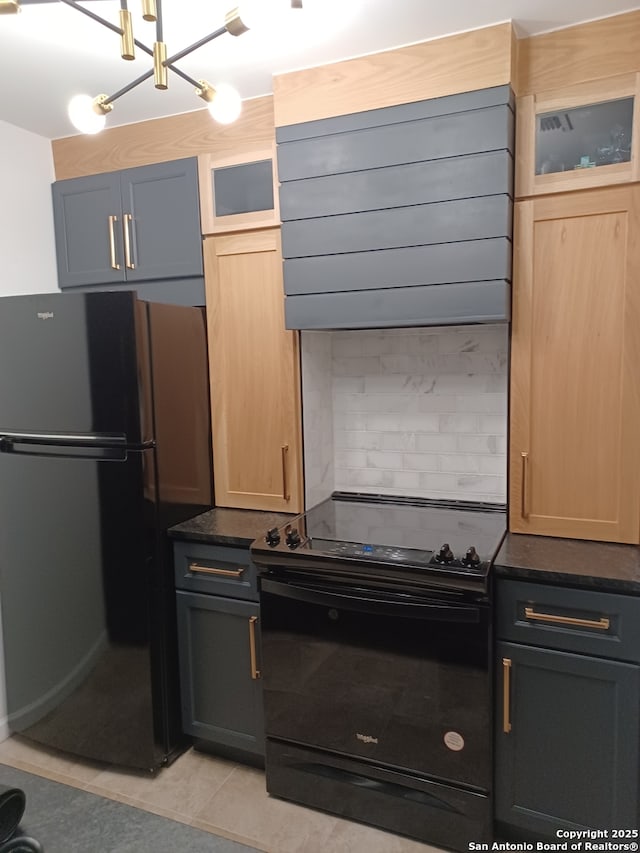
[260,578,481,622]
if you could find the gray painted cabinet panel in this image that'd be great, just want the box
[276,84,514,143]
[285,280,510,330]
[495,639,640,834]
[282,195,512,258]
[279,151,513,221]
[176,590,264,757]
[283,238,512,296]
[52,158,203,295]
[277,85,514,329]
[122,159,203,282]
[52,172,125,288]
[277,105,514,181]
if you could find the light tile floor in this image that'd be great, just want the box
[0,736,442,853]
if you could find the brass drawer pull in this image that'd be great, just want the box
[249,615,261,679]
[281,444,290,502]
[524,606,610,631]
[108,215,120,270]
[188,562,244,578]
[502,658,512,734]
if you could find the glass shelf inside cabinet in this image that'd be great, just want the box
[535,97,634,176]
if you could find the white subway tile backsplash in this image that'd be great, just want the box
[302,326,508,506]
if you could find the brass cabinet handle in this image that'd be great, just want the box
[123,213,135,269]
[108,215,121,270]
[524,606,610,631]
[188,562,244,578]
[502,658,512,734]
[248,615,261,679]
[521,452,529,519]
[281,444,290,502]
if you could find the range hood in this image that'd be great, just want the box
[276,85,514,331]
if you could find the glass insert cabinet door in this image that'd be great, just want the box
[198,146,280,233]
[516,73,640,197]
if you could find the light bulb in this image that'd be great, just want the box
[68,95,107,135]
[207,84,242,125]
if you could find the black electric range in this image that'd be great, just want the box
[251,492,507,851]
[251,491,507,596]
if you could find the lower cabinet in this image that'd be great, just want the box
[173,540,264,761]
[495,579,640,837]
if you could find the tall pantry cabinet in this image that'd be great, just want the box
[203,229,304,513]
[509,185,640,543]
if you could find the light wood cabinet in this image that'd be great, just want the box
[516,74,640,198]
[204,228,303,513]
[509,185,640,543]
[198,147,280,234]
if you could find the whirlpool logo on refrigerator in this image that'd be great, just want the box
[37,312,54,320]
[356,733,379,745]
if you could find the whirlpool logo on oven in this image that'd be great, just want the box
[356,733,379,745]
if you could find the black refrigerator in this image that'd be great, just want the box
[0,290,213,771]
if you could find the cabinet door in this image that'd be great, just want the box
[509,186,640,542]
[516,73,640,198]
[198,147,280,234]
[52,172,125,287]
[204,229,304,513]
[120,158,203,281]
[176,591,264,757]
[496,641,640,835]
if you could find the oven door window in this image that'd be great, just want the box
[260,579,491,791]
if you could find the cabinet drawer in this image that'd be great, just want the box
[496,579,640,663]
[173,541,257,601]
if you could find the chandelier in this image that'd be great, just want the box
[0,1,301,133]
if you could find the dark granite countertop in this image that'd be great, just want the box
[495,532,640,594]
[168,507,296,548]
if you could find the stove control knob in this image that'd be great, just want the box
[436,543,454,564]
[285,527,301,549]
[265,527,281,547]
[462,546,481,568]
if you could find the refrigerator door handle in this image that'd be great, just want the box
[0,431,127,448]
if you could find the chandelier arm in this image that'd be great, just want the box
[102,67,155,106]
[163,25,228,66]
[164,63,202,90]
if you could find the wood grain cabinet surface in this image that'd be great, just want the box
[515,73,640,198]
[203,228,303,513]
[509,185,640,543]
[198,147,280,235]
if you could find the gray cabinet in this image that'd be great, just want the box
[173,541,264,761]
[276,85,514,330]
[495,579,640,837]
[52,158,203,290]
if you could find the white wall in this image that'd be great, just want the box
[302,325,508,507]
[0,120,57,739]
[0,119,58,296]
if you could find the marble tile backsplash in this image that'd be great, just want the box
[301,326,508,507]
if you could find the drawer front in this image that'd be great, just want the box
[173,541,257,601]
[496,579,640,663]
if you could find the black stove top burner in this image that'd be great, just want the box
[251,492,506,595]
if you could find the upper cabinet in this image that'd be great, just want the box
[509,185,640,544]
[276,85,514,331]
[198,147,280,234]
[204,228,303,514]
[52,157,203,289]
[516,74,640,198]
